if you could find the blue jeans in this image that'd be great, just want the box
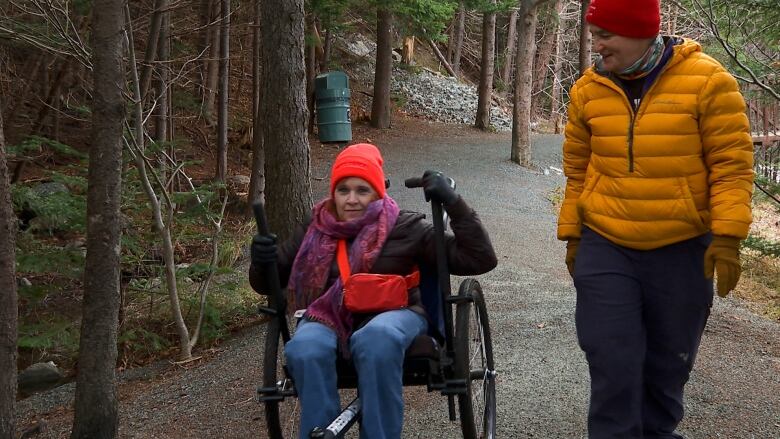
[285,309,428,439]
[574,227,713,439]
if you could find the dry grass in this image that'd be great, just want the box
[737,199,780,320]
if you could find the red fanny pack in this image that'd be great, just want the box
[337,240,419,314]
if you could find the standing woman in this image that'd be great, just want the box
[557,0,754,437]
[249,143,497,439]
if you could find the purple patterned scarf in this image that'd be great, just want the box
[288,196,400,351]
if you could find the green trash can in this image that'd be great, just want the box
[315,71,352,143]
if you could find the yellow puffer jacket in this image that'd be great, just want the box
[557,39,754,250]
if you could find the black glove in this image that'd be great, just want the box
[422,170,458,206]
[251,233,278,266]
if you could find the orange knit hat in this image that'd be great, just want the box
[586,0,660,39]
[330,143,386,198]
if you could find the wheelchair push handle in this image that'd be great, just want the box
[405,172,456,360]
[251,202,291,343]
[252,201,271,236]
[404,177,423,188]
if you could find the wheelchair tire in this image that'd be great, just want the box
[263,312,299,439]
[454,278,496,439]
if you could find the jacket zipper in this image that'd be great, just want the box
[627,113,635,173]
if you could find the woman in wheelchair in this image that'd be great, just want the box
[249,143,497,439]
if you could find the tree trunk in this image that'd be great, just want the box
[665,1,678,35]
[531,0,563,121]
[70,1,125,437]
[260,0,312,239]
[578,0,591,76]
[197,0,212,101]
[0,96,17,439]
[500,8,518,94]
[249,0,265,209]
[204,0,221,124]
[371,8,393,129]
[216,0,230,182]
[305,13,317,135]
[139,0,168,101]
[402,36,415,65]
[321,28,332,72]
[33,59,72,134]
[511,0,539,167]
[451,1,466,77]
[3,54,43,127]
[428,40,457,78]
[475,5,497,131]
[550,8,565,134]
[155,10,171,189]
[155,9,170,152]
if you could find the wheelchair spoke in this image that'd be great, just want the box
[455,279,496,439]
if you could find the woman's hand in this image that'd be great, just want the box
[422,170,459,206]
[251,233,278,266]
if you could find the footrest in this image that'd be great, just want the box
[257,385,297,402]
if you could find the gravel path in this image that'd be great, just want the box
[17,119,780,438]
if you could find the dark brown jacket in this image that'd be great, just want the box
[249,197,497,321]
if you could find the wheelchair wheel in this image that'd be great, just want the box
[263,314,299,439]
[454,278,496,439]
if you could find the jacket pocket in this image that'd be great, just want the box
[678,177,706,230]
[576,173,602,220]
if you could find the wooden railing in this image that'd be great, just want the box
[747,98,779,183]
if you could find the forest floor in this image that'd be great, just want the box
[15,116,780,438]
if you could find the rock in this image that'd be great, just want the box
[339,37,375,58]
[19,277,32,288]
[32,182,69,198]
[227,175,251,187]
[390,67,514,132]
[18,361,65,397]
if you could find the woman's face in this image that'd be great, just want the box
[590,25,654,73]
[333,177,380,221]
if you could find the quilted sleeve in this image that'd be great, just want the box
[557,81,592,241]
[698,69,754,239]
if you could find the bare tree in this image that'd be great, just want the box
[578,0,590,76]
[511,0,547,166]
[203,0,221,124]
[216,0,230,181]
[0,96,17,439]
[500,6,519,94]
[139,0,169,101]
[154,7,171,171]
[305,13,318,134]
[260,0,312,239]
[550,4,566,133]
[249,0,265,208]
[371,7,393,129]
[685,0,779,100]
[70,1,125,437]
[531,0,564,120]
[450,1,466,77]
[475,2,497,130]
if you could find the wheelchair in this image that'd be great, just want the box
[253,177,497,439]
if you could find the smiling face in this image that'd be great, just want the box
[333,177,380,221]
[590,25,654,73]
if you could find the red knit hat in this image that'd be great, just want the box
[330,143,386,198]
[586,0,660,39]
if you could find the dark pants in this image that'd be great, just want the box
[574,228,713,439]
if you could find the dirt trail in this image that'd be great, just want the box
[18,118,780,438]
